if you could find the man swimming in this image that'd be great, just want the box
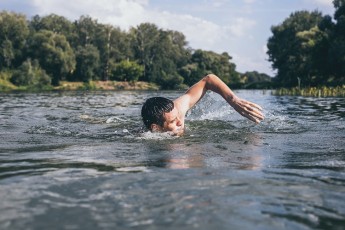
[141,74,264,136]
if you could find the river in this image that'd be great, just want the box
[0,90,344,229]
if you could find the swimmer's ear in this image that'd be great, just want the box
[151,124,162,132]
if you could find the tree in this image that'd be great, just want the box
[181,50,238,86]
[73,45,100,82]
[0,11,29,68]
[29,14,76,43]
[329,0,345,84]
[27,30,76,86]
[149,30,186,87]
[0,39,14,68]
[95,24,132,81]
[10,59,51,87]
[267,11,325,87]
[130,23,161,82]
[130,23,190,88]
[110,60,143,82]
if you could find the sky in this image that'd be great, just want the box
[0,0,336,76]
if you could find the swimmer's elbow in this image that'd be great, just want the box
[203,74,220,90]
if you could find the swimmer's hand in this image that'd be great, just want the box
[228,96,264,124]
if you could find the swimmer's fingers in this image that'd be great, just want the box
[247,101,263,111]
[231,98,264,123]
[244,102,264,121]
[240,108,264,124]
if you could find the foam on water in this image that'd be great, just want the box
[138,131,179,140]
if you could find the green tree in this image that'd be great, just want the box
[267,11,324,87]
[27,30,76,86]
[149,30,187,88]
[73,45,100,82]
[241,71,272,88]
[130,23,161,82]
[29,14,76,43]
[329,0,345,84]
[130,23,190,88]
[181,50,238,86]
[0,39,14,68]
[311,15,334,84]
[10,59,51,87]
[74,15,99,47]
[95,24,132,81]
[0,11,29,68]
[110,60,144,82]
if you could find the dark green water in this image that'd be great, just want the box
[0,90,344,230]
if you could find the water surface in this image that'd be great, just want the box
[0,90,344,230]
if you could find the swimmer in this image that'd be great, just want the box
[141,74,264,135]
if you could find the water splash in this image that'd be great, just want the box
[138,131,179,140]
[187,92,236,121]
[105,116,127,124]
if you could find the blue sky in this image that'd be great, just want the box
[1,0,335,76]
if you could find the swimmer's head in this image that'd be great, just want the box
[141,97,174,130]
[141,97,183,135]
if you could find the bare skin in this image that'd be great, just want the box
[151,74,264,135]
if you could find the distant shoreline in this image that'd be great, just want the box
[1,80,344,98]
[0,80,161,92]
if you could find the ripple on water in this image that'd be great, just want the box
[1,91,345,230]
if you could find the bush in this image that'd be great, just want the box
[156,72,185,90]
[110,60,144,82]
[10,59,51,88]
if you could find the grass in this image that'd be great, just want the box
[56,81,160,91]
[0,79,160,92]
[273,86,345,97]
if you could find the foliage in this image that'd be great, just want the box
[329,0,345,83]
[273,86,345,97]
[26,30,76,86]
[0,11,275,91]
[241,71,273,89]
[0,11,29,68]
[267,1,345,87]
[73,45,100,82]
[181,50,238,86]
[10,59,51,87]
[110,60,144,82]
[267,11,325,87]
[0,70,17,91]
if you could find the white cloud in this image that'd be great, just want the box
[232,52,272,75]
[228,18,257,37]
[305,0,333,7]
[211,0,227,8]
[31,0,148,28]
[151,11,226,50]
[243,0,257,4]
[29,0,232,51]
[314,0,333,6]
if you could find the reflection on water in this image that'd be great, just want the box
[0,91,344,230]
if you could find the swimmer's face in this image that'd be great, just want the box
[152,107,184,135]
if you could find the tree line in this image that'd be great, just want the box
[267,0,345,87]
[3,0,344,91]
[0,11,272,90]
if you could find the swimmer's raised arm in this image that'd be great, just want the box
[174,74,264,124]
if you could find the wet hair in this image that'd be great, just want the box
[141,97,174,130]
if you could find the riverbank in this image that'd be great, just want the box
[56,81,160,91]
[273,86,345,97]
[0,80,160,92]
